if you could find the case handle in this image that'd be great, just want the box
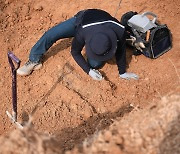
[7,51,21,70]
[142,12,157,23]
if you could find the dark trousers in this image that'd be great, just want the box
[29,17,76,62]
[29,17,104,69]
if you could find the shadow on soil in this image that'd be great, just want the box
[105,46,134,69]
[54,104,134,152]
[26,62,74,118]
[43,38,72,62]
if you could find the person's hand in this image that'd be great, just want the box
[119,72,139,80]
[134,41,145,52]
[89,69,103,81]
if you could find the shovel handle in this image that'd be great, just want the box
[7,51,21,118]
[8,51,21,70]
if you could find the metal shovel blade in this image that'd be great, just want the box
[6,111,23,129]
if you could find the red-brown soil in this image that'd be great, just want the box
[0,0,179,153]
[0,95,179,154]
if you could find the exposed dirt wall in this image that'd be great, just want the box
[0,95,179,154]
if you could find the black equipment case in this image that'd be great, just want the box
[120,11,172,59]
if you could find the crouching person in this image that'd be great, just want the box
[17,9,139,80]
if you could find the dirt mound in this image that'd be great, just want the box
[0,0,180,153]
[0,127,61,154]
[76,95,180,154]
[0,95,179,154]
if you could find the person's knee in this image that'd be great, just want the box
[92,63,105,69]
[43,31,57,44]
[88,59,105,69]
[44,30,53,39]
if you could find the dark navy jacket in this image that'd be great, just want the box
[71,9,126,75]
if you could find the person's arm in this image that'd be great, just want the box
[71,32,91,74]
[111,22,139,80]
[71,29,103,81]
[115,37,126,75]
[107,22,126,74]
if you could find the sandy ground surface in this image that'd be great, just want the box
[0,0,179,153]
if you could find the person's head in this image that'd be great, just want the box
[86,26,117,61]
